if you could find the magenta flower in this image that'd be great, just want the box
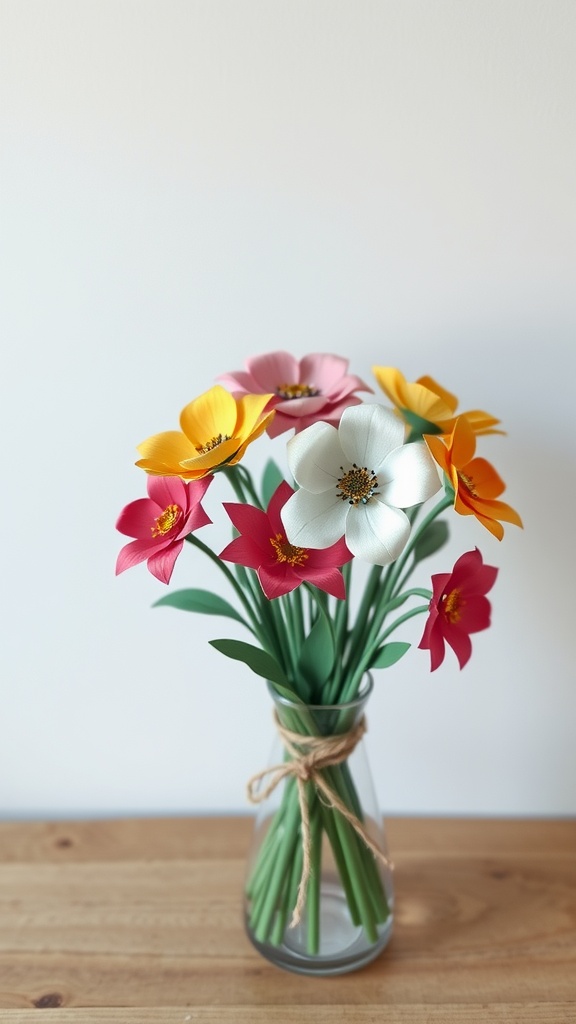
[217,351,372,438]
[418,548,498,671]
[116,476,212,584]
[219,480,352,600]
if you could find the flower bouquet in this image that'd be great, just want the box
[116,352,521,974]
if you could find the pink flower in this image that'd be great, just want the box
[418,548,498,671]
[217,351,372,438]
[116,476,212,584]
[219,480,353,600]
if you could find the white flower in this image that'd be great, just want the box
[281,404,442,566]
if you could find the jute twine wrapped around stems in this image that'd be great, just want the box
[247,711,392,927]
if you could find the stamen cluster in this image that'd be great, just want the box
[270,533,309,567]
[196,433,230,454]
[276,383,319,400]
[337,464,379,506]
[152,503,181,537]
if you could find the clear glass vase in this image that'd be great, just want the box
[244,675,394,976]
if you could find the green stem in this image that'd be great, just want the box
[184,535,262,637]
[307,787,322,954]
[342,602,431,700]
[383,492,453,603]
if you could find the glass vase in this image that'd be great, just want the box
[244,674,394,976]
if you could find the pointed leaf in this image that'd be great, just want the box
[261,459,285,507]
[297,608,336,693]
[153,588,244,624]
[412,520,449,564]
[271,682,307,706]
[371,641,411,669]
[209,638,289,688]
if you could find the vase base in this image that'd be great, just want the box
[245,884,393,977]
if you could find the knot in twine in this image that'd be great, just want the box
[247,711,392,927]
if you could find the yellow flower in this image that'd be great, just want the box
[372,366,502,437]
[136,385,275,480]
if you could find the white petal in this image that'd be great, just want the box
[281,488,349,548]
[345,498,410,566]
[378,441,442,508]
[286,420,344,493]
[339,404,405,471]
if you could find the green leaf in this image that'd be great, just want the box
[371,641,411,669]
[261,459,285,507]
[402,408,443,439]
[153,589,245,624]
[209,639,290,688]
[412,520,449,564]
[297,608,336,694]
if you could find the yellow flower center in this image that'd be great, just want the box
[458,471,477,496]
[152,503,181,537]
[442,587,463,623]
[196,433,230,455]
[276,383,319,400]
[270,533,309,567]
[337,464,379,506]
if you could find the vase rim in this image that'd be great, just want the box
[266,672,374,712]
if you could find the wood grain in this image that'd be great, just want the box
[0,1007,573,1024]
[0,816,574,1021]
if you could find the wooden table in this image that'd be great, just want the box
[0,816,574,1022]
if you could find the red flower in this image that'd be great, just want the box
[219,481,352,600]
[418,548,498,671]
[116,476,212,584]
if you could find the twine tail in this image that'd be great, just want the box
[290,777,311,927]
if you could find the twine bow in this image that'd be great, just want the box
[247,711,392,927]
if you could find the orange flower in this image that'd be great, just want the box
[424,417,523,540]
[372,366,501,437]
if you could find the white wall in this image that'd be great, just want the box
[1,0,575,819]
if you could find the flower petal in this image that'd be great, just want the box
[449,416,477,466]
[215,369,258,394]
[459,594,492,633]
[339,404,405,470]
[305,536,352,569]
[281,488,348,548]
[180,385,238,445]
[442,621,473,669]
[266,481,295,533]
[246,351,299,392]
[464,457,506,499]
[219,534,266,570]
[178,437,242,473]
[374,366,456,424]
[299,565,346,600]
[223,501,270,538]
[181,501,212,536]
[286,421,344,493]
[257,563,297,600]
[345,498,410,565]
[115,536,164,574]
[451,548,498,595]
[423,433,450,476]
[147,475,187,509]
[115,498,160,538]
[416,375,458,415]
[298,353,349,392]
[378,442,441,508]
[136,431,197,475]
[147,541,184,585]
[418,615,446,672]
